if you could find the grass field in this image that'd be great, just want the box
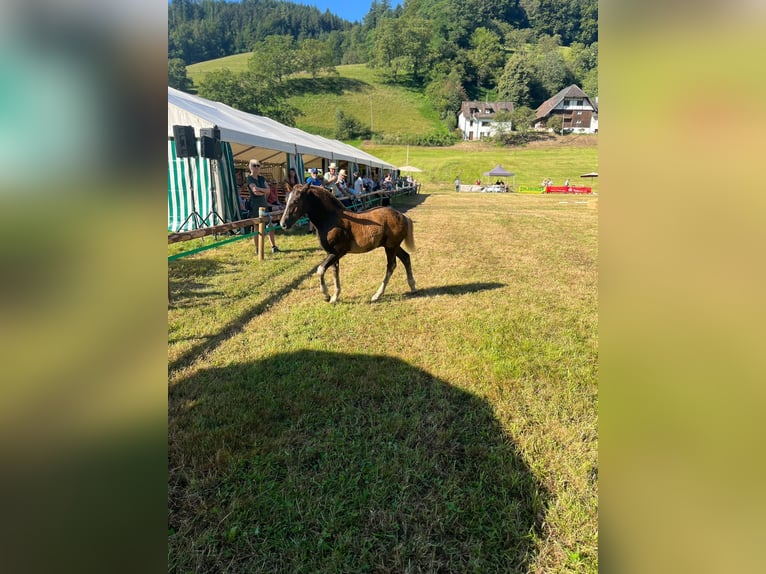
[169,185,598,572]
[361,137,599,191]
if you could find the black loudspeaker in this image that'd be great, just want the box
[173,125,197,158]
[200,126,220,140]
[199,126,222,160]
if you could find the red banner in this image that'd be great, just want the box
[545,186,592,194]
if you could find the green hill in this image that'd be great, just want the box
[186,59,445,139]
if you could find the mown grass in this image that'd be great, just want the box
[169,186,598,572]
[363,137,599,192]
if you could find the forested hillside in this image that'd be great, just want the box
[168,0,597,137]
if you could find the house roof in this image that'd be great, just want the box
[534,85,596,120]
[460,101,514,120]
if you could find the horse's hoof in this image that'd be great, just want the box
[329,296,338,304]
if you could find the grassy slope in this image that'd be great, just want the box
[187,59,444,138]
[169,190,598,573]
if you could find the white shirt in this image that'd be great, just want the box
[354,176,364,195]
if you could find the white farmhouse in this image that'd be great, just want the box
[457,101,514,141]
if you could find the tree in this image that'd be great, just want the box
[497,53,534,108]
[581,68,597,99]
[425,70,468,121]
[546,113,563,133]
[297,38,336,78]
[371,18,406,82]
[467,27,505,91]
[248,35,299,84]
[334,109,369,139]
[511,105,537,134]
[197,68,301,126]
[168,58,192,91]
[534,50,573,98]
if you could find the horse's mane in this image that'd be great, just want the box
[307,184,346,211]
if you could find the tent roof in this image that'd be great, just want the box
[168,87,394,170]
[483,164,515,177]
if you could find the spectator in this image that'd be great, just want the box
[306,167,323,186]
[285,167,301,188]
[564,178,570,186]
[353,171,364,196]
[334,169,354,208]
[267,179,284,210]
[363,173,375,192]
[455,176,461,192]
[246,159,279,253]
[323,162,339,190]
[383,172,393,191]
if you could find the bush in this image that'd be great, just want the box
[334,110,370,139]
[376,131,459,147]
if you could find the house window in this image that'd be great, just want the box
[576,99,583,106]
[470,120,474,127]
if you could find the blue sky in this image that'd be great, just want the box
[292,0,402,24]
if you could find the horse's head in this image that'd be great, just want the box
[279,183,310,230]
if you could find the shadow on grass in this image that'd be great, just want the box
[407,282,505,298]
[391,192,429,213]
[169,351,547,573]
[168,267,317,373]
[286,76,369,96]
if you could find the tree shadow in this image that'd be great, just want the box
[406,282,506,298]
[168,267,317,373]
[391,192,429,213]
[286,76,369,97]
[169,351,547,573]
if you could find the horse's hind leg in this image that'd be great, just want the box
[371,248,397,302]
[396,247,417,293]
[329,260,341,304]
[317,253,336,302]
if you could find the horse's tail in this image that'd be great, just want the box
[404,215,415,251]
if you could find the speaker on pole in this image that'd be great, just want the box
[172,125,197,158]
[200,126,221,160]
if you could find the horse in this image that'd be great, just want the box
[279,184,417,303]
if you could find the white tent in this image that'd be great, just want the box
[168,87,394,169]
[168,87,396,231]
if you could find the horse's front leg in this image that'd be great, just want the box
[371,248,397,302]
[317,253,336,302]
[329,260,341,304]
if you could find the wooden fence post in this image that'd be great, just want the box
[258,207,266,261]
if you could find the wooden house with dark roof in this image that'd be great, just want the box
[534,85,598,134]
[457,101,514,140]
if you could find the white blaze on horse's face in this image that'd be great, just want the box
[280,188,299,229]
